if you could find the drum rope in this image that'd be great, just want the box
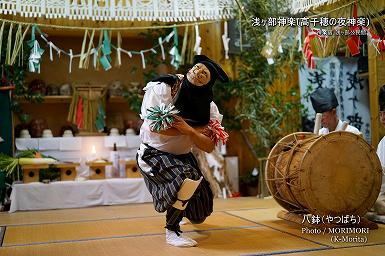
[281,143,305,208]
[267,136,318,161]
[267,135,319,210]
[271,189,304,210]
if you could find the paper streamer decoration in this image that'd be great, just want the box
[145,103,179,132]
[140,50,146,69]
[169,26,181,69]
[27,25,44,73]
[194,24,202,55]
[115,31,122,67]
[95,103,106,132]
[69,49,73,73]
[100,30,112,71]
[350,2,361,49]
[222,21,230,59]
[92,48,98,69]
[159,37,165,60]
[76,96,84,129]
[362,27,383,55]
[302,27,317,69]
[165,30,175,42]
[297,26,302,52]
[208,119,229,145]
[346,1,362,56]
[49,41,53,61]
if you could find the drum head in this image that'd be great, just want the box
[302,131,382,216]
[265,132,316,212]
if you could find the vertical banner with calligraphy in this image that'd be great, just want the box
[299,57,371,142]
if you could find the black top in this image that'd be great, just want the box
[310,87,339,113]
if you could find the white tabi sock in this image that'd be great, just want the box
[165,229,197,247]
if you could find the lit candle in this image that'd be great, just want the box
[91,145,96,161]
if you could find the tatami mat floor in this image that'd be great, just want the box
[0,197,384,256]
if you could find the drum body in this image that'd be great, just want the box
[265,131,382,216]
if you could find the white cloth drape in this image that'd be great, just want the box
[10,179,152,213]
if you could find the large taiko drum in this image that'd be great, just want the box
[265,131,382,216]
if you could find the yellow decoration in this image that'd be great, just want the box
[6,23,13,65]
[84,29,95,69]
[67,86,107,133]
[10,24,30,65]
[0,22,5,63]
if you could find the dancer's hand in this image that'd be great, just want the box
[172,116,214,153]
[171,116,194,135]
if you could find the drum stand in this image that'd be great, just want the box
[277,210,378,230]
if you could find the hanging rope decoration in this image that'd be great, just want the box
[22,24,179,73]
[0,18,231,72]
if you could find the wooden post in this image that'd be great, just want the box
[368,45,380,148]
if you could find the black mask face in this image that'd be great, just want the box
[166,55,229,126]
[173,77,213,126]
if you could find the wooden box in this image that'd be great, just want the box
[21,164,49,183]
[55,163,79,181]
[123,160,142,178]
[87,162,111,180]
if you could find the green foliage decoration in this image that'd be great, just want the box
[214,0,303,156]
[0,23,42,124]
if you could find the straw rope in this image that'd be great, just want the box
[0,17,221,31]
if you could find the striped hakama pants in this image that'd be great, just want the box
[137,144,213,232]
